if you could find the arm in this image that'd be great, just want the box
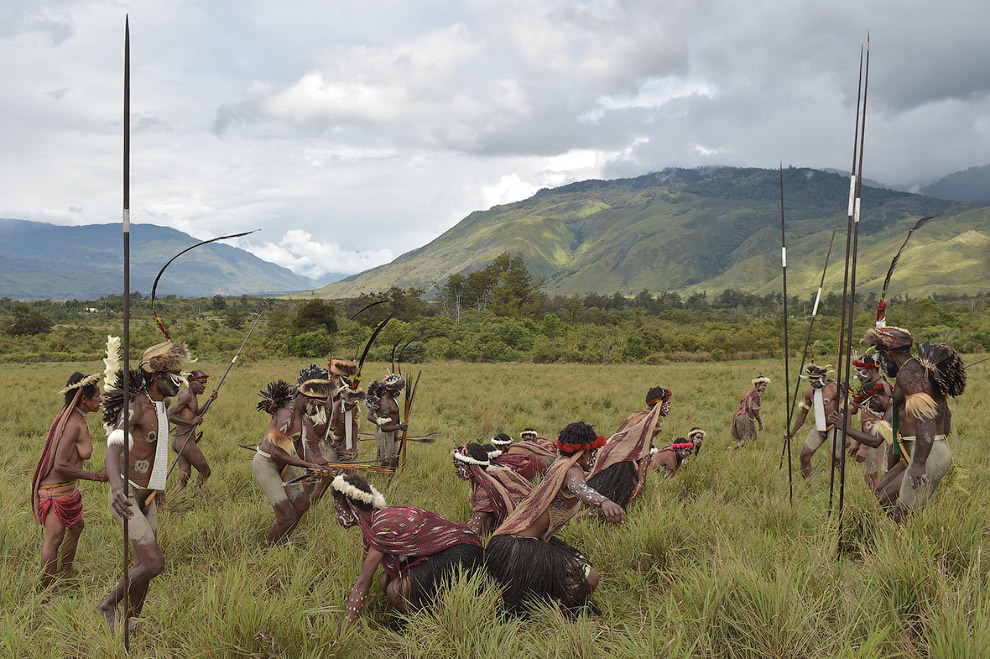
[376,402,407,434]
[564,466,625,525]
[630,457,650,499]
[339,547,385,631]
[750,392,764,430]
[302,414,329,466]
[827,410,883,448]
[266,442,326,471]
[166,390,192,425]
[467,512,493,537]
[785,390,812,438]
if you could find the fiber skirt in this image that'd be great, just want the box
[403,542,485,607]
[485,534,592,615]
[586,460,637,508]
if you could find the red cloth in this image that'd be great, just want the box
[31,402,76,525]
[494,452,584,539]
[358,505,481,579]
[469,465,533,525]
[38,483,84,528]
[494,453,548,479]
[732,388,762,425]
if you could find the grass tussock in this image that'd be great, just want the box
[0,358,987,656]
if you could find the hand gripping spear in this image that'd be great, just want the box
[143,311,263,508]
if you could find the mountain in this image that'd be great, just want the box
[314,167,990,299]
[0,220,320,299]
[921,164,990,202]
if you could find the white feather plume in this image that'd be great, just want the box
[103,335,120,392]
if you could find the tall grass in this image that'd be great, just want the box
[1,358,987,656]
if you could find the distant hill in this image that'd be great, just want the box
[922,164,990,202]
[0,220,320,299]
[314,166,990,299]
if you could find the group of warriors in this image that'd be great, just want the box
[731,324,965,522]
[29,313,966,631]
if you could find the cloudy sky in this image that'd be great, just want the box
[2,1,988,281]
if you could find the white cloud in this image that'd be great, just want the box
[480,174,539,209]
[238,230,393,279]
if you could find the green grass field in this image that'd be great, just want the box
[1,358,988,657]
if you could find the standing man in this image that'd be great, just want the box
[97,341,190,631]
[367,374,407,468]
[848,355,893,491]
[731,376,769,449]
[785,364,845,477]
[328,387,364,463]
[168,370,217,491]
[32,372,109,589]
[863,327,964,519]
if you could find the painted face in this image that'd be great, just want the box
[810,375,825,389]
[855,367,873,385]
[453,460,471,480]
[158,371,181,397]
[333,499,357,528]
[660,399,671,416]
[578,450,597,470]
[690,432,704,445]
[878,351,898,378]
[757,382,768,392]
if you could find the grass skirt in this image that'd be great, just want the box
[486,534,592,615]
[404,542,485,607]
[587,460,636,508]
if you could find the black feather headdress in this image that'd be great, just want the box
[917,342,966,398]
[875,216,933,327]
[257,380,296,415]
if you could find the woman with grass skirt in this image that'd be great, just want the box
[453,443,533,536]
[332,473,484,631]
[486,422,622,616]
[585,387,669,511]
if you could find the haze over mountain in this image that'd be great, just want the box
[0,220,320,299]
[314,166,990,300]
[921,164,990,202]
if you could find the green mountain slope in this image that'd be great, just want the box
[315,167,990,299]
[0,220,319,299]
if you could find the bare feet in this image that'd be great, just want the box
[97,601,120,632]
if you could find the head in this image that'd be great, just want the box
[490,432,513,449]
[863,327,914,378]
[752,376,771,392]
[330,472,386,528]
[646,386,673,416]
[851,355,880,385]
[297,379,333,415]
[556,421,608,470]
[63,372,101,412]
[453,443,491,480]
[188,370,209,394]
[673,439,694,460]
[481,444,502,460]
[688,427,706,454]
[382,373,405,395]
[141,341,190,399]
[805,363,829,389]
[520,428,538,441]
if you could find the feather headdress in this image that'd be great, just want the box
[297,363,329,386]
[917,342,966,398]
[101,368,146,433]
[140,341,191,373]
[103,335,121,392]
[257,380,295,415]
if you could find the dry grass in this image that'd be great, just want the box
[1,358,988,657]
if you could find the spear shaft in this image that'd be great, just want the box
[838,37,870,554]
[779,163,793,502]
[144,312,263,507]
[121,16,131,649]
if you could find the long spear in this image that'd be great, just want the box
[144,312,263,507]
[121,17,131,649]
[400,370,422,467]
[778,212,841,469]
[837,37,871,550]
[829,43,865,517]
[779,163,793,502]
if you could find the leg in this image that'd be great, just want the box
[183,439,211,487]
[59,519,85,579]
[268,500,299,544]
[176,454,191,491]
[40,511,67,589]
[385,574,414,613]
[800,429,825,478]
[97,495,163,629]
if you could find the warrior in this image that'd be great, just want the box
[453,443,533,536]
[490,433,551,480]
[366,374,407,468]
[647,438,695,477]
[296,377,338,505]
[168,370,217,491]
[327,387,364,463]
[486,422,619,616]
[254,380,331,543]
[332,473,484,630]
[687,427,707,455]
[847,354,893,491]
[32,372,108,588]
[785,364,845,478]
[861,326,964,519]
[585,386,669,510]
[731,376,769,448]
[97,341,190,630]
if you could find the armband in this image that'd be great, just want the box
[798,401,810,411]
[107,429,134,449]
[376,416,391,427]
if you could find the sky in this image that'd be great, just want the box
[2,0,989,282]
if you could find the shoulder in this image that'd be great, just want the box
[895,361,934,396]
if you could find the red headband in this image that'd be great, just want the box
[670,442,694,450]
[188,374,209,381]
[647,393,672,408]
[556,434,608,454]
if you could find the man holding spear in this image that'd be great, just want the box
[168,370,217,491]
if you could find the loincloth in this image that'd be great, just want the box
[38,482,83,528]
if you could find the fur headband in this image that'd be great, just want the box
[140,341,191,374]
[751,376,771,386]
[330,474,386,509]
